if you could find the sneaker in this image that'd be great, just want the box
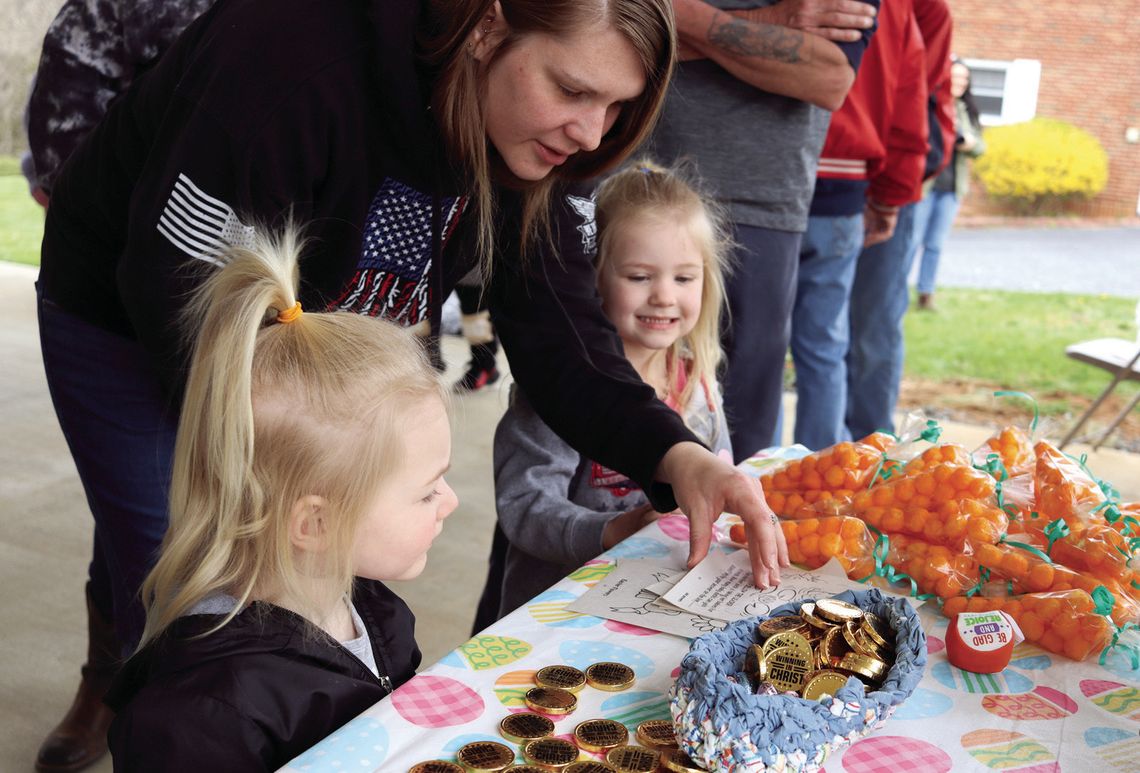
[453,363,500,393]
[917,292,936,311]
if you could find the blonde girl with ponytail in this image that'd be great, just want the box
[105,225,456,770]
[480,159,738,622]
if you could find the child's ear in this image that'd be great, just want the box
[289,494,332,553]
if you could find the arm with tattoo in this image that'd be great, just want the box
[673,0,874,110]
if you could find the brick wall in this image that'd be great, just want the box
[950,0,1140,217]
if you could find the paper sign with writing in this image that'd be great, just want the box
[566,559,728,638]
[661,551,899,622]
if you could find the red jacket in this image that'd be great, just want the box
[915,0,956,181]
[815,0,929,210]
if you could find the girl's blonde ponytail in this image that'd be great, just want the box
[140,224,445,647]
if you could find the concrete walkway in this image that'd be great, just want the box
[912,224,1140,298]
[1,259,1137,772]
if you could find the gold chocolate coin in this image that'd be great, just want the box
[635,719,678,749]
[815,598,864,624]
[659,748,705,772]
[761,630,814,664]
[499,713,555,744]
[799,602,831,632]
[536,664,587,693]
[604,745,660,772]
[802,670,851,701]
[525,686,578,715]
[818,625,851,669]
[839,652,888,682]
[573,718,629,752]
[757,615,807,640]
[523,737,579,769]
[565,763,620,773]
[585,662,636,691]
[502,767,548,773]
[764,645,811,693]
[456,740,515,772]
[408,762,465,773]
[743,643,768,683]
[852,626,890,660]
[860,612,893,649]
[841,620,876,658]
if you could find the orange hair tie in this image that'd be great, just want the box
[276,301,303,324]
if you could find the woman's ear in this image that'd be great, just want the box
[467,1,508,63]
[289,494,332,553]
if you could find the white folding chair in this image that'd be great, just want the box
[1060,337,1140,450]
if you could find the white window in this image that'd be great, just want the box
[963,58,1041,126]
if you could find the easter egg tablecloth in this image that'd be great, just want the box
[285,461,1138,772]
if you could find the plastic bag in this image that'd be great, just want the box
[941,590,1113,661]
[724,516,875,580]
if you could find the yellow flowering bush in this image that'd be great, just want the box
[975,118,1108,213]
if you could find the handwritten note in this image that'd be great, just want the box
[567,559,729,639]
[662,551,911,622]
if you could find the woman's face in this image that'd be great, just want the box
[950,63,970,98]
[476,23,647,181]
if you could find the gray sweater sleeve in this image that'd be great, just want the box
[493,388,635,568]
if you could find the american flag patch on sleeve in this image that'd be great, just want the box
[157,173,256,266]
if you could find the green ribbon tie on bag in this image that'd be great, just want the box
[994,390,1039,433]
[1043,519,1070,557]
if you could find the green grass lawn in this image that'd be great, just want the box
[0,165,45,266]
[902,288,1139,414]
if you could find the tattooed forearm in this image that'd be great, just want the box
[707,14,803,63]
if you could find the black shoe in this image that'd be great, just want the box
[453,362,500,392]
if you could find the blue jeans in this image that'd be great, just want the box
[38,291,178,653]
[791,213,864,450]
[912,189,961,295]
[846,202,922,440]
[721,224,801,461]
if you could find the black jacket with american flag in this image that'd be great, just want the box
[38,0,696,511]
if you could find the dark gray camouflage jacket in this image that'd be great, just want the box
[26,0,214,192]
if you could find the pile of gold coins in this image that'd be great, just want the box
[743,598,896,699]
[408,662,702,772]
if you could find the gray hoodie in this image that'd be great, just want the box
[492,377,732,618]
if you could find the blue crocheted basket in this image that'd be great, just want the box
[670,589,926,772]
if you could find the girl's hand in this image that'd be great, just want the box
[602,503,666,550]
[657,442,790,587]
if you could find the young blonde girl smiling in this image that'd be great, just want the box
[479,160,734,622]
[104,226,457,770]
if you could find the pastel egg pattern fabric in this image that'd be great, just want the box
[458,635,533,670]
[600,690,671,729]
[603,619,659,637]
[493,670,537,708]
[931,661,1034,694]
[527,590,603,629]
[982,686,1078,721]
[287,715,389,771]
[891,687,953,720]
[1080,680,1140,723]
[392,675,484,728]
[1084,726,1140,771]
[568,560,616,587]
[656,515,690,542]
[841,735,951,773]
[960,729,1059,772]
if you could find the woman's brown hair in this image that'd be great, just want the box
[421,0,675,275]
